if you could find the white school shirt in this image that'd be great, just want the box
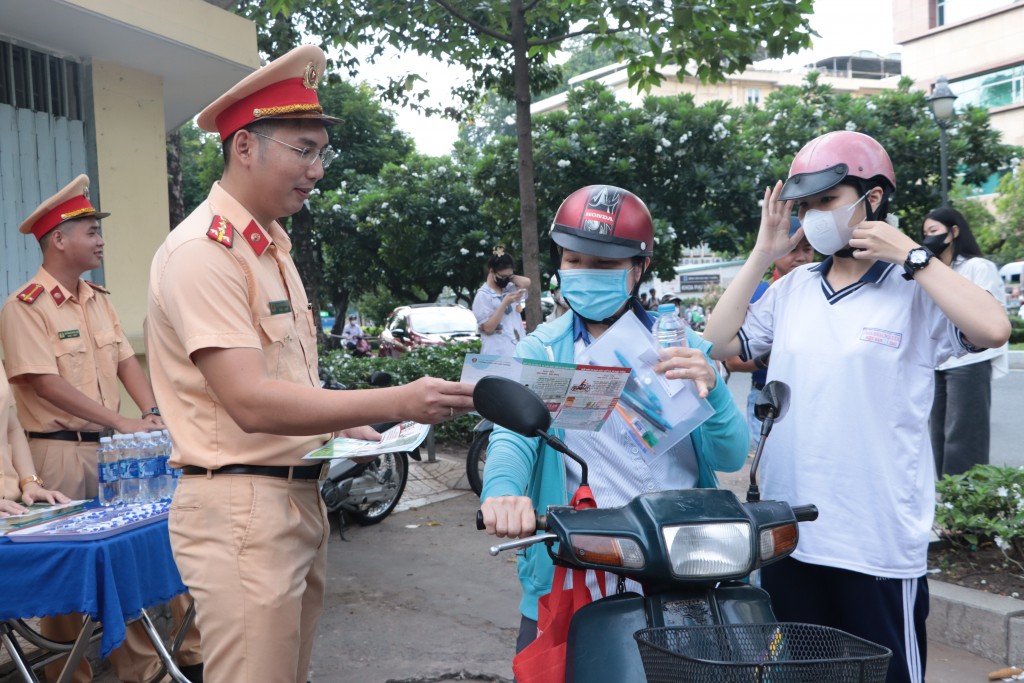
[738,258,969,578]
[936,255,1008,378]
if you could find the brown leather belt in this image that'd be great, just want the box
[27,430,102,443]
[181,464,327,480]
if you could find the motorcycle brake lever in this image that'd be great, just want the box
[489,533,557,557]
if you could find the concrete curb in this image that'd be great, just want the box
[928,580,1024,665]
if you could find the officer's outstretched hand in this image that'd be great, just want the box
[0,499,29,517]
[402,377,475,424]
[654,347,717,398]
[480,495,535,538]
[20,483,71,507]
[117,417,164,435]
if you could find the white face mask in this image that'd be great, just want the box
[802,192,869,256]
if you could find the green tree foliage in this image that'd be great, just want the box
[738,75,1018,238]
[475,81,758,280]
[314,0,815,330]
[995,163,1024,263]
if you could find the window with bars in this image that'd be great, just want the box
[0,40,82,120]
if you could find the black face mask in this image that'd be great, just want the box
[922,233,951,256]
[494,275,512,289]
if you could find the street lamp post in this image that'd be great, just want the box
[927,75,958,206]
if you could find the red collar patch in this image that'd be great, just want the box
[207,215,234,247]
[16,283,44,304]
[242,220,269,256]
[50,286,66,306]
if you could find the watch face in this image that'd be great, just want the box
[910,249,928,265]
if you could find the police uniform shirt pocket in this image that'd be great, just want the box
[258,314,295,378]
[53,335,88,385]
[93,328,120,376]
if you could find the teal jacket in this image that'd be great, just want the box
[480,311,749,620]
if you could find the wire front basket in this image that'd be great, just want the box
[634,623,891,683]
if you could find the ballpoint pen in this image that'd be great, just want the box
[615,404,658,449]
[619,390,672,432]
[613,349,663,411]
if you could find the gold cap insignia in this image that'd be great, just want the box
[82,186,90,200]
[303,62,319,90]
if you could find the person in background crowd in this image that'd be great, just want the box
[922,206,1009,476]
[722,217,814,450]
[704,131,1010,683]
[645,286,659,310]
[0,174,202,682]
[480,184,747,656]
[146,46,473,683]
[472,246,531,356]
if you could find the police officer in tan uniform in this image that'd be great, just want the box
[0,176,203,682]
[146,45,474,683]
[1,359,70,515]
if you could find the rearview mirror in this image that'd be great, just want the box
[473,376,551,437]
[754,380,790,423]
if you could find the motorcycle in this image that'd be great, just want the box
[473,376,891,682]
[318,368,417,533]
[466,418,492,497]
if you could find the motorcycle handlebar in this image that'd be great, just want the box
[475,510,548,531]
[792,504,819,522]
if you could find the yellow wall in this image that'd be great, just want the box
[91,60,168,352]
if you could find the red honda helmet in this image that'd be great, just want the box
[550,185,654,260]
[780,131,896,201]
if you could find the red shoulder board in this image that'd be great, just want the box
[207,215,234,248]
[242,220,269,257]
[16,283,45,304]
[85,280,110,294]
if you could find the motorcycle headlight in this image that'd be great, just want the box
[662,522,752,578]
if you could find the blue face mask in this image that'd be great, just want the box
[558,268,633,321]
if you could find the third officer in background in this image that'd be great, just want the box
[0,175,202,682]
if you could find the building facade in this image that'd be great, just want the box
[893,0,1024,148]
[1,0,257,346]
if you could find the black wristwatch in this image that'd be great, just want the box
[902,247,934,280]
[142,407,161,417]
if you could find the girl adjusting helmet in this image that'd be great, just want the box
[549,185,654,324]
[780,131,896,256]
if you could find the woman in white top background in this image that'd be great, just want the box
[922,206,1010,476]
[471,246,530,356]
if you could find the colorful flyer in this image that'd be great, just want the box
[460,354,630,431]
[303,421,431,460]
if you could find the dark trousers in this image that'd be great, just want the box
[760,557,928,683]
[930,360,992,477]
[515,615,538,654]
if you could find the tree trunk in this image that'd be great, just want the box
[167,129,185,230]
[509,0,542,332]
[290,206,326,346]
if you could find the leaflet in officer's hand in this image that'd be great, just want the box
[460,354,630,431]
[302,421,431,460]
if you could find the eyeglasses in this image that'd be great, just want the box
[251,131,337,169]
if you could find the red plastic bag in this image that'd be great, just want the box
[512,486,603,683]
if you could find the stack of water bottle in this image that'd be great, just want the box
[97,430,180,506]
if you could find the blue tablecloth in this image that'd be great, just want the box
[0,514,186,657]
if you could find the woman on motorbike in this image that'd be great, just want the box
[478,185,748,654]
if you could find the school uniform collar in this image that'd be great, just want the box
[572,299,654,344]
[809,256,896,305]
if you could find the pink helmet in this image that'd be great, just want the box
[550,185,654,260]
[780,131,896,201]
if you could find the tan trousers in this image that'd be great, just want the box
[29,438,202,682]
[169,474,328,683]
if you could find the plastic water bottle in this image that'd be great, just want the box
[155,430,174,500]
[118,433,143,504]
[97,436,120,506]
[136,431,161,504]
[654,303,688,348]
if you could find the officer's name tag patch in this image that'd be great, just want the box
[860,327,901,348]
[269,300,291,315]
[57,329,81,340]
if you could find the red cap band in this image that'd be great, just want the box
[214,77,323,141]
[30,195,96,241]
